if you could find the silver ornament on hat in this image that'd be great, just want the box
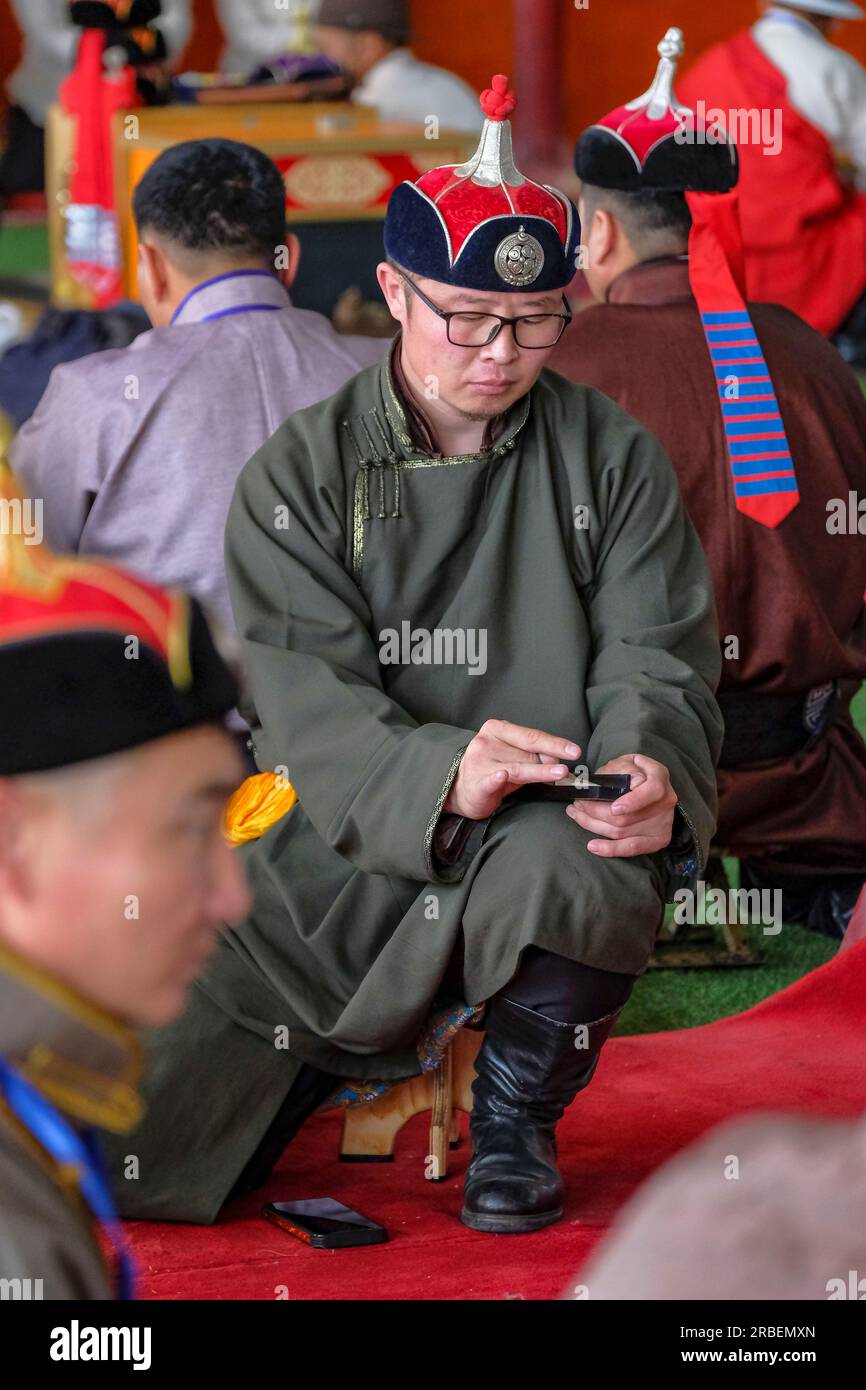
[494,225,545,286]
[625,26,690,122]
[422,74,573,286]
[444,99,545,285]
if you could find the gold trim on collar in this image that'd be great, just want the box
[382,348,416,453]
[0,945,145,1134]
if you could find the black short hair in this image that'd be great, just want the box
[133,139,287,263]
[581,185,693,252]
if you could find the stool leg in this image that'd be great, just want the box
[427,1044,453,1182]
[449,1109,461,1149]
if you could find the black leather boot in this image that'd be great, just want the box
[461,995,620,1234]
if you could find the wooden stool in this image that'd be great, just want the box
[339,1027,483,1180]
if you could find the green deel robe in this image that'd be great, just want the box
[107,347,722,1224]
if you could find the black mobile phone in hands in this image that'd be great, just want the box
[551,769,632,802]
[262,1199,388,1249]
[514,765,632,805]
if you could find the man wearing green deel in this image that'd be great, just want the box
[109,73,723,1236]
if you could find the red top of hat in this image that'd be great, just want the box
[412,75,571,261]
[0,476,191,687]
[596,28,692,165]
[480,73,517,122]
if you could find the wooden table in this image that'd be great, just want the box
[46,99,475,314]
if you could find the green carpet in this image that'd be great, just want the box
[615,922,837,1036]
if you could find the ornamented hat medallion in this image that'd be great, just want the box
[494,225,545,286]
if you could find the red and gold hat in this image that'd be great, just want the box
[385,75,579,293]
[0,475,238,775]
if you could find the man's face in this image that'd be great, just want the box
[0,726,249,1027]
[379,264,564,423]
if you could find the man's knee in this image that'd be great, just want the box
[476,799,664,911]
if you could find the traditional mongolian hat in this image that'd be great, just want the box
[575,30,799,528]
[384,74,579,293]
[0,475,238,776]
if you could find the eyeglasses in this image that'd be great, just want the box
[395,268,573,349]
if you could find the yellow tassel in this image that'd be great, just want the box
[222,772,298,845]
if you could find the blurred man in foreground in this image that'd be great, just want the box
[0,494,248,1297]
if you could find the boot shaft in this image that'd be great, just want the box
[471,995,621,1126]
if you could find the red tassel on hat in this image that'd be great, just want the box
[480,75,517,122]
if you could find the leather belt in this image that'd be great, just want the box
[717,681,840,769]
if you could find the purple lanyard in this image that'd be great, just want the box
[170,269,286,326]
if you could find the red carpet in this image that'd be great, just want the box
[126,940,866,1301]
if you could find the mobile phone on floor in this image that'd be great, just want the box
[262,1198,388,1249]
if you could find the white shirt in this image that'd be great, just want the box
[753,7,866,187]
[216,0,309,76]
[352,47,483,134]
[6,0,191,125]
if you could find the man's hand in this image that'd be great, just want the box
[567,754,676,858]
[444,719,581,820]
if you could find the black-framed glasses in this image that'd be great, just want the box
[395,267,573,349]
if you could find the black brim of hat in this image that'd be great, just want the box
[385,184,578,292]
[575,128,738,194]
[0,601,238,776]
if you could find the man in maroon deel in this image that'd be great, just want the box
[554,28,866,937]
